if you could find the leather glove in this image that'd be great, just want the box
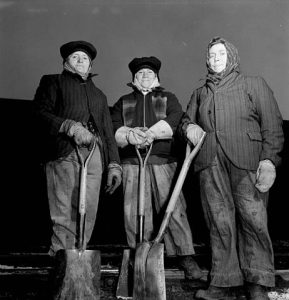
[186,124,206,146]
[255,160,276,193]
[72,123,94,148]
[60,119,94,148]
[106,163,122,194]
[126,127,147,146]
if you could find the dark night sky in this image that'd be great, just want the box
[0,0,288,119]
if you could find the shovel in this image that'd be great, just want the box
[116,144,152,299]
[52,141,101,300]
[133,133,206,300]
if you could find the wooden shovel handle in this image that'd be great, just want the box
[135,144,153,217]
[75,140,97,250]
[154,133,206,244]
[135,144,153,243]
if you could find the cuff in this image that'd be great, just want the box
[115,126,130,148]
[149,120,173,139]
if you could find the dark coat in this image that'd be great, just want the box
[183,72,284,172]
[33,70,120,166]
[111,86,184,164]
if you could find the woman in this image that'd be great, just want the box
[33,40,122,255]
[181,37,284,299]
[111,56,203,280]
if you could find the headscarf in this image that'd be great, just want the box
[206,36,240,85]
[132,75,160,94]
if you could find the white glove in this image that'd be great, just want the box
[255,160,276,193]
[127,128,147,145]
[115,126,148,148]
[144,120,173,145]
[186,124,206,146]
[115,126,130,148]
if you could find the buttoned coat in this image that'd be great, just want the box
[184,71,284,172]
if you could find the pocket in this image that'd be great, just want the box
[247,131,262,141]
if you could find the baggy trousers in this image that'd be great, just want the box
[122,162,195,256]
[46,145,103,255]
[199,145,275,287]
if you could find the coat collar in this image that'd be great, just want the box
[62,69,98,82]
[126,82,164,94]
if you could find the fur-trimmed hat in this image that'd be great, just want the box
[60,40,97,61]
[128,56,161,77]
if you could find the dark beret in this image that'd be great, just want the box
[60,40,97,61]
[128,56,161,76]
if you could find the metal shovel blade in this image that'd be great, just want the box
[132,242,166,300]
[145,243,166,300]
[133,242,152,299]
[116,249,134,299]
[52,249,101,300]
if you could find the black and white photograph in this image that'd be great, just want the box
[0,0,288,299]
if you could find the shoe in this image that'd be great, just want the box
[178,255,203,280]
[195,286,236,300]
[245,283,269,300]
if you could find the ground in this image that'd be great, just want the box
[0,242,289,299]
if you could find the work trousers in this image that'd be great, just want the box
[122,162,195,256]
[199,145,275,287]
[46,145,103,255]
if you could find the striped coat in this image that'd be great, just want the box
[183,71,284,172]
[33,70,120,166]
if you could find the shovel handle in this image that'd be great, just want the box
[76,140,97,250]
[136,144,153,243]
[154,133,206,244]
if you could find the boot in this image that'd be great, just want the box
[245,283,269,300]
[178,255,203,280]
[195,285,236,300]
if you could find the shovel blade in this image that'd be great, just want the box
[145,243,166,300]
[116,249,134,299]
[52,249,101,300]
[133,242,151,300]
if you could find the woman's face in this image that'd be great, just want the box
[135,68,156,88]
[68,51,91,74]
[208,43,227,73]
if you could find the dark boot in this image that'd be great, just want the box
[245,283,269,300]
[178,255,203,280]
[195,285,236,300]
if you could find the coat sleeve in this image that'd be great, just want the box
[101,97,121,165]
[177,89,200,141]
[110,98,124,132]
[33,75,64,136]
[247,76,284,166]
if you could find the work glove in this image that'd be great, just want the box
[140,120,173,148]
[106,162,122,194]
[186,124,206,146]
[127,127,147,146]
[115,126,130,148]
[255,159,276,193]
[115,126,148,148]
[60,119,94,148]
